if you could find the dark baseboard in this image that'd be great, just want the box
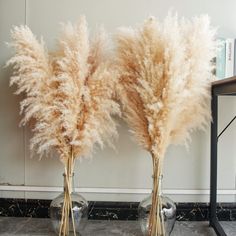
[0,198,235,221]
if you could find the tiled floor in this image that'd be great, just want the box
[0,217,235,235]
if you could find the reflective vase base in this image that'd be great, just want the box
[50,192,88,236]
[138,194,176,236]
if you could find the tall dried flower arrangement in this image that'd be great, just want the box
[7,16,120,236]
[115,14,216,235]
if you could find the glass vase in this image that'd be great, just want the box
[138,175,176,236]
[50,173,88,235]
[138,194,176,235]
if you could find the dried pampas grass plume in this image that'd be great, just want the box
[7,16,120,236]
[55,17,120,163]
[116,13,216,235]
[6,25,64,157]
[7,16,120,162]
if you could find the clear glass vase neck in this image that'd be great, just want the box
[63,172,75,194]
[152,174,163,196]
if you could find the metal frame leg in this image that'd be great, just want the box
[210,94,227,236]
[210,94,217,225]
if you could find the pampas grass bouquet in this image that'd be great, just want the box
[115,13,216,235]
[7,16,120,236]
[7,13,216,236]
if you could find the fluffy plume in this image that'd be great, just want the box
[6,25,65,158]
[115,14,216,235]
[55,16,120,161]
[116,14,216,158]
[7,16,120,164]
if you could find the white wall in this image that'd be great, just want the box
[0,0,236,202]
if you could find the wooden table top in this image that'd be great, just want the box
[212,76,236,86]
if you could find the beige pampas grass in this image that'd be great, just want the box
[55,17,120,162]
[115,13,216,236]
[7,25,62,156]
[7,16,120,236]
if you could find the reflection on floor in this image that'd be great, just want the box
[0,217,235,235]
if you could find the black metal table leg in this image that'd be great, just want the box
[210,93,218,226]
[210,95,226,236]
